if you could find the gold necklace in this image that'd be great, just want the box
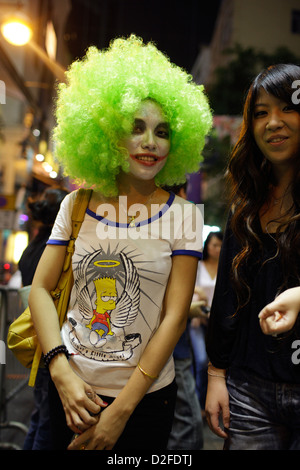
[128,215,137,228]
[118,188,158,228]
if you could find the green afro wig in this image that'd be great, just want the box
[53,35,212,196]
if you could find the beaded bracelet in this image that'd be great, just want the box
[44,345,70,369]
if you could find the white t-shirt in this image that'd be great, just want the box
[48,190,203,396]
[195,261,216,307]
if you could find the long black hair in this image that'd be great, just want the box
[227,64,300,312]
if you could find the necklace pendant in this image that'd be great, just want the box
[128,216,136,228]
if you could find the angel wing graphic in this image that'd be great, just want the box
[74,252,96,320]
[110,252,140,328]
[75,251,140,329]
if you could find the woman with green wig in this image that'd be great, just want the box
[29,35,212,450]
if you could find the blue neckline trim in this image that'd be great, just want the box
[86,192,175,228]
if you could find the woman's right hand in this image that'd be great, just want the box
[50,355,107,433]
[205,375,230,439]
[259,287,300,335]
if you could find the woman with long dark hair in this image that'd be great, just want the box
[205,64,300,450]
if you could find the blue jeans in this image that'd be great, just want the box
[189,324,208,410]
[23,368,51,450]
[167,358,203,450]
[225,368,300,450]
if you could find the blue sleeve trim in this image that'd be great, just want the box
[46,239,69,246]
[171,250,203,259]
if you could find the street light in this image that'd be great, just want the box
[1,13,32,46]
[0,7,66,187]
[0,12,66,82]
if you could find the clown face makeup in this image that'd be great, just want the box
[122,100,170,181]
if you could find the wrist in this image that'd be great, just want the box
[207,361,227,379]
[44,345,70,369]
[109,395,135,421]
[48,352,72,382]
[110,366,154,419]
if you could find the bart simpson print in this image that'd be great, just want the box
[87,277,117,347]
[71,249,142,360]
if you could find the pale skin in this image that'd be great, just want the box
[258,286,300,336]
[205,89,300,439]
[175,186,208,321]
[29,100,199,450]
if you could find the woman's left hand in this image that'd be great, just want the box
[67,403,128,450]
[259,287,300,335]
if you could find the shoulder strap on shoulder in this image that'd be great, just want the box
[71,188,93,234]
[63,189,93,267]
[70,188,93,238]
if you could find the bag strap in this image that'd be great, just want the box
[51,188,93,294]
[29,189,92,387]
[62,189,92,272]
[72,188,93,222]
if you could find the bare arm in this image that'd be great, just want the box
[205,363,230,439]
[68,254,199,450]
[29,244,67,352]
[29,245,103,432]
[259,287,300,335]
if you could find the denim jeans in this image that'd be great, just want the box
[23,368,52,450]
[225,368,300,450]
[189,324,208,410]
[167,357,203,450]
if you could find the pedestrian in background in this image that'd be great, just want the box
[190,231,223,413]
[19,187,68,450]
